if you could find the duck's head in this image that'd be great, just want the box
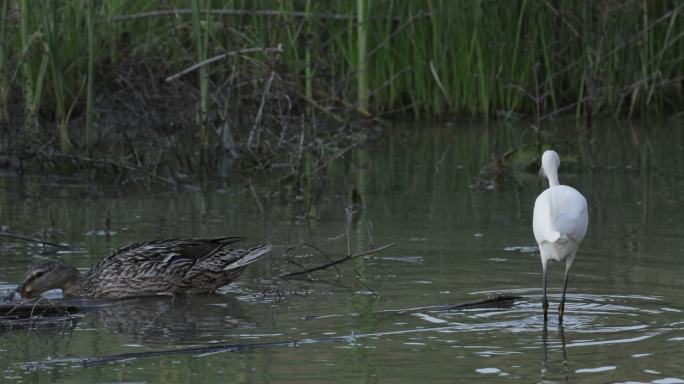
[16,260,80,299]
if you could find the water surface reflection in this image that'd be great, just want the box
[1,121,684,382]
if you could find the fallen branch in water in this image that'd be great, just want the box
[0,297,83,331]
[280,242,398,279]
[0,303,81,320]
[24,337,345,368]
[0,232,70,249]
[442,293,522,310]
[282,243,344,275]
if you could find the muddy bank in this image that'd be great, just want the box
[0,58,377,188]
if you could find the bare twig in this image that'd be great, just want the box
[248,71,277,147]
[165,45,283,82]
[291,89,344,123]
[115,9,354,21]
[247,184,265,214]
[1,301,80,320]
[280,242,398,279]
[278,243,341,275]
[113,9,428,22]
[313,145,355,174]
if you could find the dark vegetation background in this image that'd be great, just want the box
[1,0,683,184]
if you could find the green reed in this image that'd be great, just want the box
[3,0,684,153]
[191,0,210,150]
[356,0,369,113]
[40,0,70,152]
[85,0,95,154]
[0,0,7,121]
[19,0,35,129]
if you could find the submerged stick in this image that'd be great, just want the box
[24,337,344,368]
[0,232,69,249]
[281,242,398,278]
[442,293,522,310]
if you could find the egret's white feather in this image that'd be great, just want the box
[533,152,588,265]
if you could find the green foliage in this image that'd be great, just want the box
[2,0,684,142]
[0,0,8,120]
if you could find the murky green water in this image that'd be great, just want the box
[1,122,684,383]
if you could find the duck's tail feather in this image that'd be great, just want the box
[224,244,273,270]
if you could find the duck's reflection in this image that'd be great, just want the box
[2,292,258,344]
[90,294,253,343]
[541,324,569,383]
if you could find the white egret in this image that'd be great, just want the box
[533,150,588,323]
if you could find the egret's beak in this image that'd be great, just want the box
[539,166,546,178]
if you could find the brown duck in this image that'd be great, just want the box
[17,237,272,299]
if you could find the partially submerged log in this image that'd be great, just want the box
[442,293,522,310]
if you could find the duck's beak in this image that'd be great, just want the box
[12,289,23,301]
[15,283,35,299]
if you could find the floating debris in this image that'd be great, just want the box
[0,300,83,330]
[85,230,118,237]
[503,245,538,253]
[377,256,424,264]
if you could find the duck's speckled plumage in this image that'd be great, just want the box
[18,237,272,299]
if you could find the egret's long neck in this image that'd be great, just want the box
[546,167,560,187]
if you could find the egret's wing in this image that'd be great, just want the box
[533,191,559,243]
[534,186,588,244]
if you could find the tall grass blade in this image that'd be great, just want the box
[86,0,95,154]
[356,0,369,113]
[0,0,8,121]
[40,0,70,152]
[191,0,209,150]
[20,0,36,130]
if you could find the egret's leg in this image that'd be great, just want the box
[558,260,572,324]
[542,259,549,322]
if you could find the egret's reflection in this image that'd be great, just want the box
[541,323,568,383]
